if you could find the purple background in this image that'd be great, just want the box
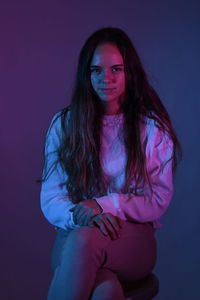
[0,1,199,299]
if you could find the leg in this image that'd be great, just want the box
[89,268,125,300]
[47,226,110,300]
[102,222,157,282]
[48,222,157,300]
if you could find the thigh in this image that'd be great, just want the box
[102,221,157,282]
[50,227,73,272]
[50,222,157,282]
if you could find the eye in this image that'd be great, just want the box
[112,67,123,72]
[90,67,123,74]
[90,68,101,74]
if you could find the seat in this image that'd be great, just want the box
[120,272,159,300]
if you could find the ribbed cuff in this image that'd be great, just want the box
[92,198,103,213]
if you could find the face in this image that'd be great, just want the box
[90,43,126,110]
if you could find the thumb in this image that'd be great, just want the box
[88,220,95,227]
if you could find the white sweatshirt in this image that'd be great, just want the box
[40,111,174,230]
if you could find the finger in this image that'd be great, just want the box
[105,214,121,232]
[74,204,95,225]
[83,209,95,226]
[82,213,94,227]
[88,220,95,227]
[84,212,94,227]
[102,214,121,238]
[94,215,118,240]
[92,217,109,237]
[77,208,94,227]
[76,210,90,226]
[103,217,120,239]
[72,206,83,224]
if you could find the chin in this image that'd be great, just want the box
[99,95,118,101]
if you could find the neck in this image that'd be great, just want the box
[104,106,123,116]
[103,95,124,115]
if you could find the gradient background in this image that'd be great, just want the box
[0,0,199,299]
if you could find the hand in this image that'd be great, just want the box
[69,199,102,226]
[88,213,125,240]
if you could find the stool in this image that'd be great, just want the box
[120,272,159,300]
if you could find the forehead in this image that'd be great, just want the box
[90,43,124,66]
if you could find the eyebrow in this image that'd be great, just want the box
[90,64,124,68]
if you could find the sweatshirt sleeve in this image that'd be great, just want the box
[93,119,174,224]
[40,112,81,230]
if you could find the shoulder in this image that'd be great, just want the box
[44,107,71,150]
[47,106,71,136]
[140,112,173,151]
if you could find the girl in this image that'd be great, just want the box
[40,27,182,300]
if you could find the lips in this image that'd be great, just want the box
[100,88,116,94]
[100,88,115,91]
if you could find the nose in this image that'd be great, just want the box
[102,69,114,82]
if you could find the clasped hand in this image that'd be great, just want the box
[69,199,102,226]
[69,199,125,240]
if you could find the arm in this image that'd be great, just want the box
[93,120,174,224]
[40,112,80,230]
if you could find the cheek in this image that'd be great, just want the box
[118,75,126,90]
[90,76,98,89]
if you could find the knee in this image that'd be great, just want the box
[90,268,125,300]
[66,226,104,251]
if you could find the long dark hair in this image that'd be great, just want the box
[39,26,182,204]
